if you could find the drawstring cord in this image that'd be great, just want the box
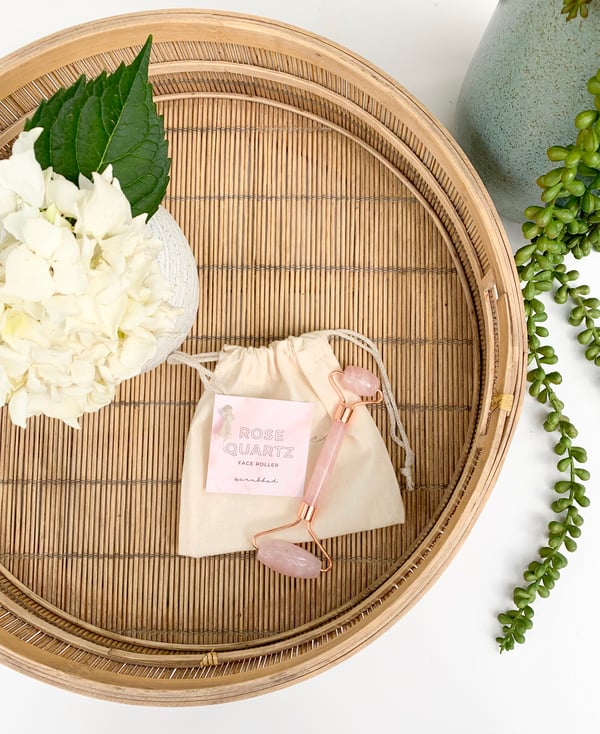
[166,350,225,393]
[316,329,414,491]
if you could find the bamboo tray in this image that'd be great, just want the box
[0,10,526,705]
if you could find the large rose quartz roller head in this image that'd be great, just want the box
[256,539,323,579]
[253,365,383,579]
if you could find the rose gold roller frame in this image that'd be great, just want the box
[252,366,383,578]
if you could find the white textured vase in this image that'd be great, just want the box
[141,206,199,372]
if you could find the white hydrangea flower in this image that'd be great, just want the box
[0,128,179,428]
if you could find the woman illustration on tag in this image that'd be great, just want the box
[219,404,234,440]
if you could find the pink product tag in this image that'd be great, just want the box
[205,395,314,497]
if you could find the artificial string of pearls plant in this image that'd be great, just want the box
[497,68,600,651]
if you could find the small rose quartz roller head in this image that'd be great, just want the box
[252,365,383,579]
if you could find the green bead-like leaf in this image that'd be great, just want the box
[497,636,514,652]
[588,75,600,96]
[544,412,561,432]
[575,109,598,129]
[547,145,569,161]
[551,552,568,570]
[574,467,591,481]
[577,328,595,345]
[570,446,588,463]
[542,575,555,590]
[565,149,581,168]
[546,567,561,581]
[585,344,600,360]
[537,345,555,358]
[555,285,569,303]
[560,420,577,438]
[538,170,562,188]
[523,605,535,619]
[541,182,564,202]
[515,243,537,266]
[529,381,543,398]
[554,440,568,456]
[522,221,540,240]
[552,498,571,513]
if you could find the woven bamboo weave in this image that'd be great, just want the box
[0,11,526,704]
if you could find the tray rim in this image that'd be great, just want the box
[0,8,527,704]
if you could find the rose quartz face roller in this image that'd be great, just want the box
[252,365,383,579]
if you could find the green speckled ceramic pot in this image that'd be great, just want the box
[455,0,600,222]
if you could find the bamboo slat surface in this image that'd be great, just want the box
[0,10,526,704]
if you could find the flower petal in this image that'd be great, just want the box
[8,387,28,428]
[76,172,132,238]
[45,171,80,219]
[1,245,54,300]
[0,129,45,209]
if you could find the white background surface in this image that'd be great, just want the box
[1,1,599,731]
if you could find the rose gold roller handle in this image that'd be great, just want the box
[301,419,348,508]
[300,365,382,511]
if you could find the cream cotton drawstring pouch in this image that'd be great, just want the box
[169,330,414,558]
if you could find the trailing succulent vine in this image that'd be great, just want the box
[496,69,600,651]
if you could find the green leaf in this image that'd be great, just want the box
[551,552,568,570]
[570,446,588,463]
[26,76,85,172]
[515,243,537,266]
[25,36,170,218]
[571,511,584,527]
[544,412,561,432]
[577,328,595,345]
[552,498,571,512]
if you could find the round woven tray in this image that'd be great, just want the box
[0,10,526,705]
